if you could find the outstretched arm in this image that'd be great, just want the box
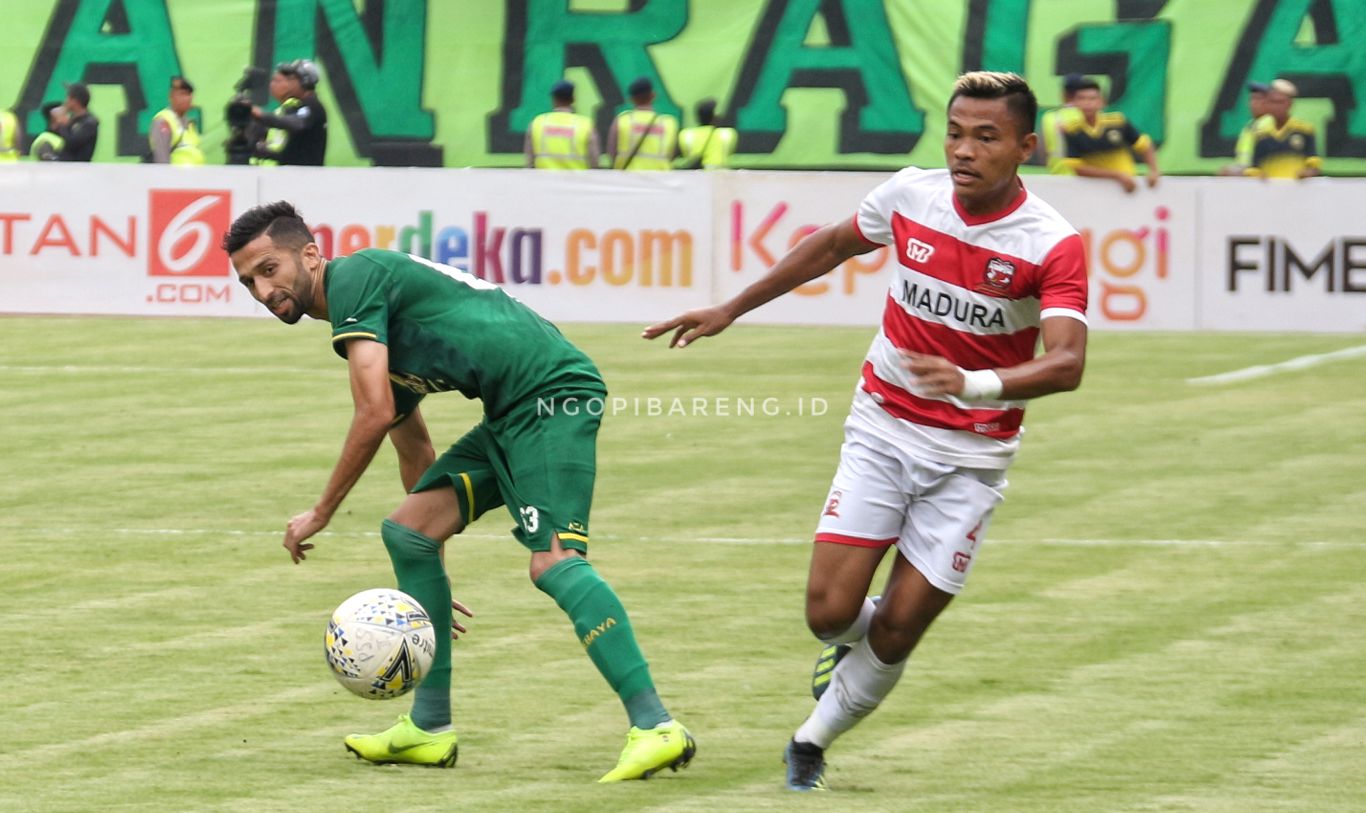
[283,338,395,562]
[1072,163,1137,193]
[643,217,875,347]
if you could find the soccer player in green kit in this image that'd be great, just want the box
[221,201,695,782]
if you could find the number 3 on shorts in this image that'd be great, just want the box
[519,505,540,534]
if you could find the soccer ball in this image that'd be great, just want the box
[324,588,437,700]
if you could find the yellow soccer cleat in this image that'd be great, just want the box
[598,719,696,782]
[343,714,458,768]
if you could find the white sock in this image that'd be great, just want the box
[794,638,906,749]
[820,596,878,646]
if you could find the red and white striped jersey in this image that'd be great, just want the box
[849,167,1088,469]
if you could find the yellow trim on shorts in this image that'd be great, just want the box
[458,472,475,519]
[558,531,589,544]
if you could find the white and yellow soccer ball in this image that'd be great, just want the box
[324,588,437,700]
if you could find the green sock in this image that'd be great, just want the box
[535,556,670,729]
[381,519,451,731]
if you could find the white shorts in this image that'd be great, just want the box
[814,417,1008,594]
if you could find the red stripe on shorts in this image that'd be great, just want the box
[815,532,896,548]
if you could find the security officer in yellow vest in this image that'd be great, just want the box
[29,102,67,161]
[607,76,677,171]
[0,107,23,163]
[524,79,601,169]
[148,76,204,165]
[677,98,737,169]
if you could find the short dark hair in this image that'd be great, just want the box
[171,76,194,93]
[948,71,1038,139]
[696,99,717,126]
[64,82,90,107]
[1072,78,1102,94]
[628,76,653,98]
[220,201,315,255]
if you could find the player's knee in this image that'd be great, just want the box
[804,584,861,639]
[386,489,464,541]
[866,610,926,663]
[528,548,581,583]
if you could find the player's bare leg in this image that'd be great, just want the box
[867,554,954,659]
[344,487,466,767]
[804,541,887,638]
[806,541,887,698]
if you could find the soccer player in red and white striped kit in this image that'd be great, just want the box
[644,71,1089,791]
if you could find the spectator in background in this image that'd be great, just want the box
[524,79,600,169]
[0,107,23,163]
[677,99,737,169]
[252,59,328,166]
[149,76,204,165]
[60,82,99,162]
[29,102,67,161]
[1057,77,1159,193]
[1221,81,1274,176]
[1245,79,1320,179]
[1037,73,1084,171]
[607,76,677,171]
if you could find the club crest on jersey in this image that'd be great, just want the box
[905,237,935,264]
[980,257,1016,293]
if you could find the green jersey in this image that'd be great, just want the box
[325,249,605,419]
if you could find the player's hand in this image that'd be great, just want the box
[283,508,329,563]
[642,305,735,348]
[1118,174,1137,194]
[1146,171,1161,189]
[450,598,474,640]
[900,351,963,396]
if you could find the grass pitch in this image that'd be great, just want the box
[1,317,1364,813]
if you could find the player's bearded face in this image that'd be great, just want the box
[267,250,314,324]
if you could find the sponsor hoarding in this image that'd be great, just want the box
[0,164,262,316]
[1197,178,1366,332]
[2,166,1362,333]
[255,167,712,324]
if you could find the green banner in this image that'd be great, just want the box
[3,0,1364,173]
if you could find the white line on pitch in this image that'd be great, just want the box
[0,363,339,376]
[1186,344,1366,385]
[2,526,1362,549]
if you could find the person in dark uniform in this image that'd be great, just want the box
[251,60,328,166]
[59,82,99,162]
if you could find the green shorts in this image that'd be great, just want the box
[412,394,601,553]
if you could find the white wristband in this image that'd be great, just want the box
[958,368,1003,401]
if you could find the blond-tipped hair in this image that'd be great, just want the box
[949,71,1038,138]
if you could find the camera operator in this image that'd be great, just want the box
[223,67,267,165]
[251,60,327,166]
